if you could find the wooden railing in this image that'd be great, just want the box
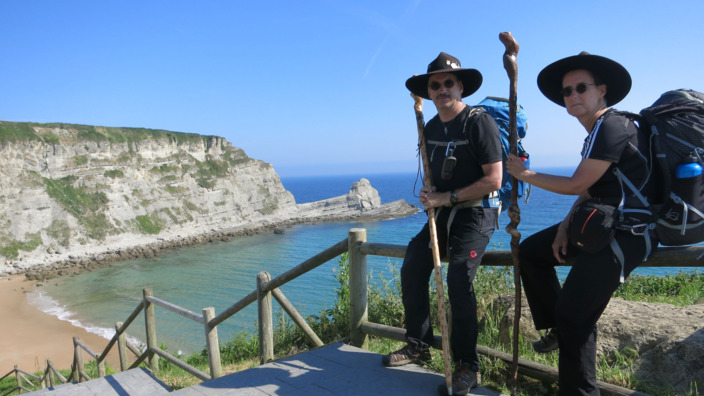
[347,228,704,396]
[0,366,40,395]
[3,227,701,395]
[1,236,349,393]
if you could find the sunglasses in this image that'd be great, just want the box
[561,82,595,97]
[429,79,456,91]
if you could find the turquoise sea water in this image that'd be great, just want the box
[29,168,698,355]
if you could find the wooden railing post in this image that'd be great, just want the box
[348,228,369,349]
[203,307,223,378]
[73,337,85,382]
[257,271,274,364]
[46,359,54,388]
[14,365,20,392]
[143,287,159,374]
[97,353,106,378]
[116,322,128,372]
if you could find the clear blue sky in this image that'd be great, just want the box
[1,1,701,177]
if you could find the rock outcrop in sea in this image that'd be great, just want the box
[0,121,418,277]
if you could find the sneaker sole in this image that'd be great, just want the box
[533,344,559,353]
[436,379,478,396]
[381,356,430,367]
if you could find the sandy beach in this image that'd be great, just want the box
[0,276,122,375]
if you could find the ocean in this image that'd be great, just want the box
[28,168,699,356]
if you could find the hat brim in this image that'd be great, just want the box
[537,54,631,107]
[405,69,482,100]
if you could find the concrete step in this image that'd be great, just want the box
[25,367,171,396]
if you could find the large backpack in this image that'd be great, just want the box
[618,89,704,246]
[641,89,704,245]
[474,96,531,212]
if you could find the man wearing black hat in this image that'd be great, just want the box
[381,52,503,395]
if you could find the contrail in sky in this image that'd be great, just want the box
[362,0,421,79]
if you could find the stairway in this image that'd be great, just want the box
[24,367,171,396]
[21,344,506,395]
[173,343,505,395]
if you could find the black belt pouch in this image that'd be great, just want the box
[568,199,618,253]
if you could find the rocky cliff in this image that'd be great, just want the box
[0,121,418,276]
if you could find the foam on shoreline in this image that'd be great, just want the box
[26,288,145,349]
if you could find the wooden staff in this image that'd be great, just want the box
[411,93,453,396]
[499,31,522,396]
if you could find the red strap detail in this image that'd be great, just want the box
[581,208,599,234]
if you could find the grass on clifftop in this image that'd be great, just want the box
[0,120,212,145]
[614,271,704,305]
[1,257,701,396]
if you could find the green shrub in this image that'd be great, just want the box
[165,185,185,194]
[103,169,125,179]
[159,175,178,183]
[151,164,181,174]
[43,176,113,240]
[46,220,70,247]
[195,157,230,178]
[136,214,163,234]
[0,233,42,258]
[196,178,215,189]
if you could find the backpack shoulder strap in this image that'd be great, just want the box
[607,109,646,127]
[462,106,486,139]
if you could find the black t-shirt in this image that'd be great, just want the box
[582,110,652,204]
[424,105,503,193]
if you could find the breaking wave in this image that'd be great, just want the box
[26,288,145,349]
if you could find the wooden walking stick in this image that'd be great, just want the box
[499,31,522,395]
[411,93,454,396]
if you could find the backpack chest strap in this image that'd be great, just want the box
[427,139,470,162]
[427,139,470,146]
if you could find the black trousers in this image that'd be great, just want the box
[520,223,653,396]
[401,207,496,371]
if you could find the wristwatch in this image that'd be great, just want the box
[449,190,459,205]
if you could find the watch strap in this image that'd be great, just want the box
[450,190,458,205]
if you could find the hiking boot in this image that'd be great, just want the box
[533,328,559,353]
[381,343,431,367]
[436,361,480,395]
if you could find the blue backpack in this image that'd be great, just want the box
[474,96,531,212]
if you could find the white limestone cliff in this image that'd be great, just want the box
[0,122,418,276]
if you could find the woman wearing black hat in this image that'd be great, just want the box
[506,53,657,395]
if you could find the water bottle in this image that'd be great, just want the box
[673,154,703,210]
[675,155,703,178]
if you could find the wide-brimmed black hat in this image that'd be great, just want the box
[537,51,631,107]
[405,52,483,100]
